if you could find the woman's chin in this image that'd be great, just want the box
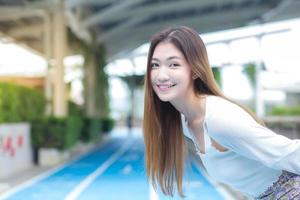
[156,95,175,102]
[159,98,170,102]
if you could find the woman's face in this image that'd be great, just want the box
[150,42,194,102]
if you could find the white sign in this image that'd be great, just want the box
[0,123,32,179]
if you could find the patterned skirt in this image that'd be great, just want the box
[256,171,300,200]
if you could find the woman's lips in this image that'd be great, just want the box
[156,84,177,92]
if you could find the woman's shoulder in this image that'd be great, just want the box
[206,95,243,116]
[205,95,256,129]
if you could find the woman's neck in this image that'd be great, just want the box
[170,93,206,125]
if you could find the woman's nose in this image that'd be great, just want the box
[157,67,170,82]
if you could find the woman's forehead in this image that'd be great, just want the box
[152,42,184,60]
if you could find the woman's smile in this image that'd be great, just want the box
[156,83,177,92]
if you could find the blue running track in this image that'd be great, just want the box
[0,129,225,200]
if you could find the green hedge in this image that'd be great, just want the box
[80,117,101,142]
[270,105,300,116]
[101,118,115,133]
[30,102,117,149]
[80,117,115,142]
[0,82,116,150]
[0,82,46,123]
[31,116,84,150]
[32,116,114,148]
[212,67,222,88]
[31,117,66,149]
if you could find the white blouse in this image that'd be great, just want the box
[182,95,300,198]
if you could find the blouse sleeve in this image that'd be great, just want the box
[205,101,300,175]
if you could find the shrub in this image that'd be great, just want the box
[270,105,300,116]
[80,117,101,142]
[31,117,66,150]
[65,115,83,149]
[101,117,115,133]
[31,117,84,150]
[0,82,46,123]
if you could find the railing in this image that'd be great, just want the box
[263,116,300,139]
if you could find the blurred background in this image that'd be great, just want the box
[1,0,300,200]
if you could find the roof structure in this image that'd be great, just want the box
[1,0,300,60]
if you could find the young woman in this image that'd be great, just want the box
[143,26,300,199]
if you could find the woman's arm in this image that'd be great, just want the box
[206,102,300,175]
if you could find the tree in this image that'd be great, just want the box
[67,29,110,118]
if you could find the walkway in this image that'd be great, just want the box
[0,127,230,200]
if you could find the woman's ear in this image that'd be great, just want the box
[192,74,198,80]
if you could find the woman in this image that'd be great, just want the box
[143,26,300,199]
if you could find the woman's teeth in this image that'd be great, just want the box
[158,84,176,89]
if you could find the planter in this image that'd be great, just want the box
[0,123,32,179]
[38,148,70,167]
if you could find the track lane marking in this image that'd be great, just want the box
[64,139,134,200]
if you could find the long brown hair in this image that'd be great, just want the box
[143,26,263,197]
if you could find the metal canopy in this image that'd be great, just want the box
[1,0,300,60]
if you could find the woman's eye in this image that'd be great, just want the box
[170,63,180,68]
[150,63,159,68]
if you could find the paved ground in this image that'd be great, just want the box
[0,127,248,200]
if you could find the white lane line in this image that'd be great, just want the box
[64,139,134,200]
[0,139,111,200]
[0,159,78,200]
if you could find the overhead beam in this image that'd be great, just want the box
[103,5,271,59]
[96,16,148,44]
[65,5,91,42]
[7,24,44,38]
[19,39,43,54]
[95,0,220,43]
[93,0,225,24]
[97,3,270,46]
[81,0,144,28]
[66,0,119,8]
[261,0,294,22]
[263,0,300,22]
[0,11,44,21]
[0,30,45,57]
[96,0,280,44]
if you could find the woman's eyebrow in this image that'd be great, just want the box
[167,56,181,60]
[151,58,160,62]
[151,56,181,62]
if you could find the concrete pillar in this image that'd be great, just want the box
[53,1,67,117]
[255,35,265,117]
[255,62,264,117]
[85,56,97,117]
[129,58,136,121]
[43,11,53,116]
